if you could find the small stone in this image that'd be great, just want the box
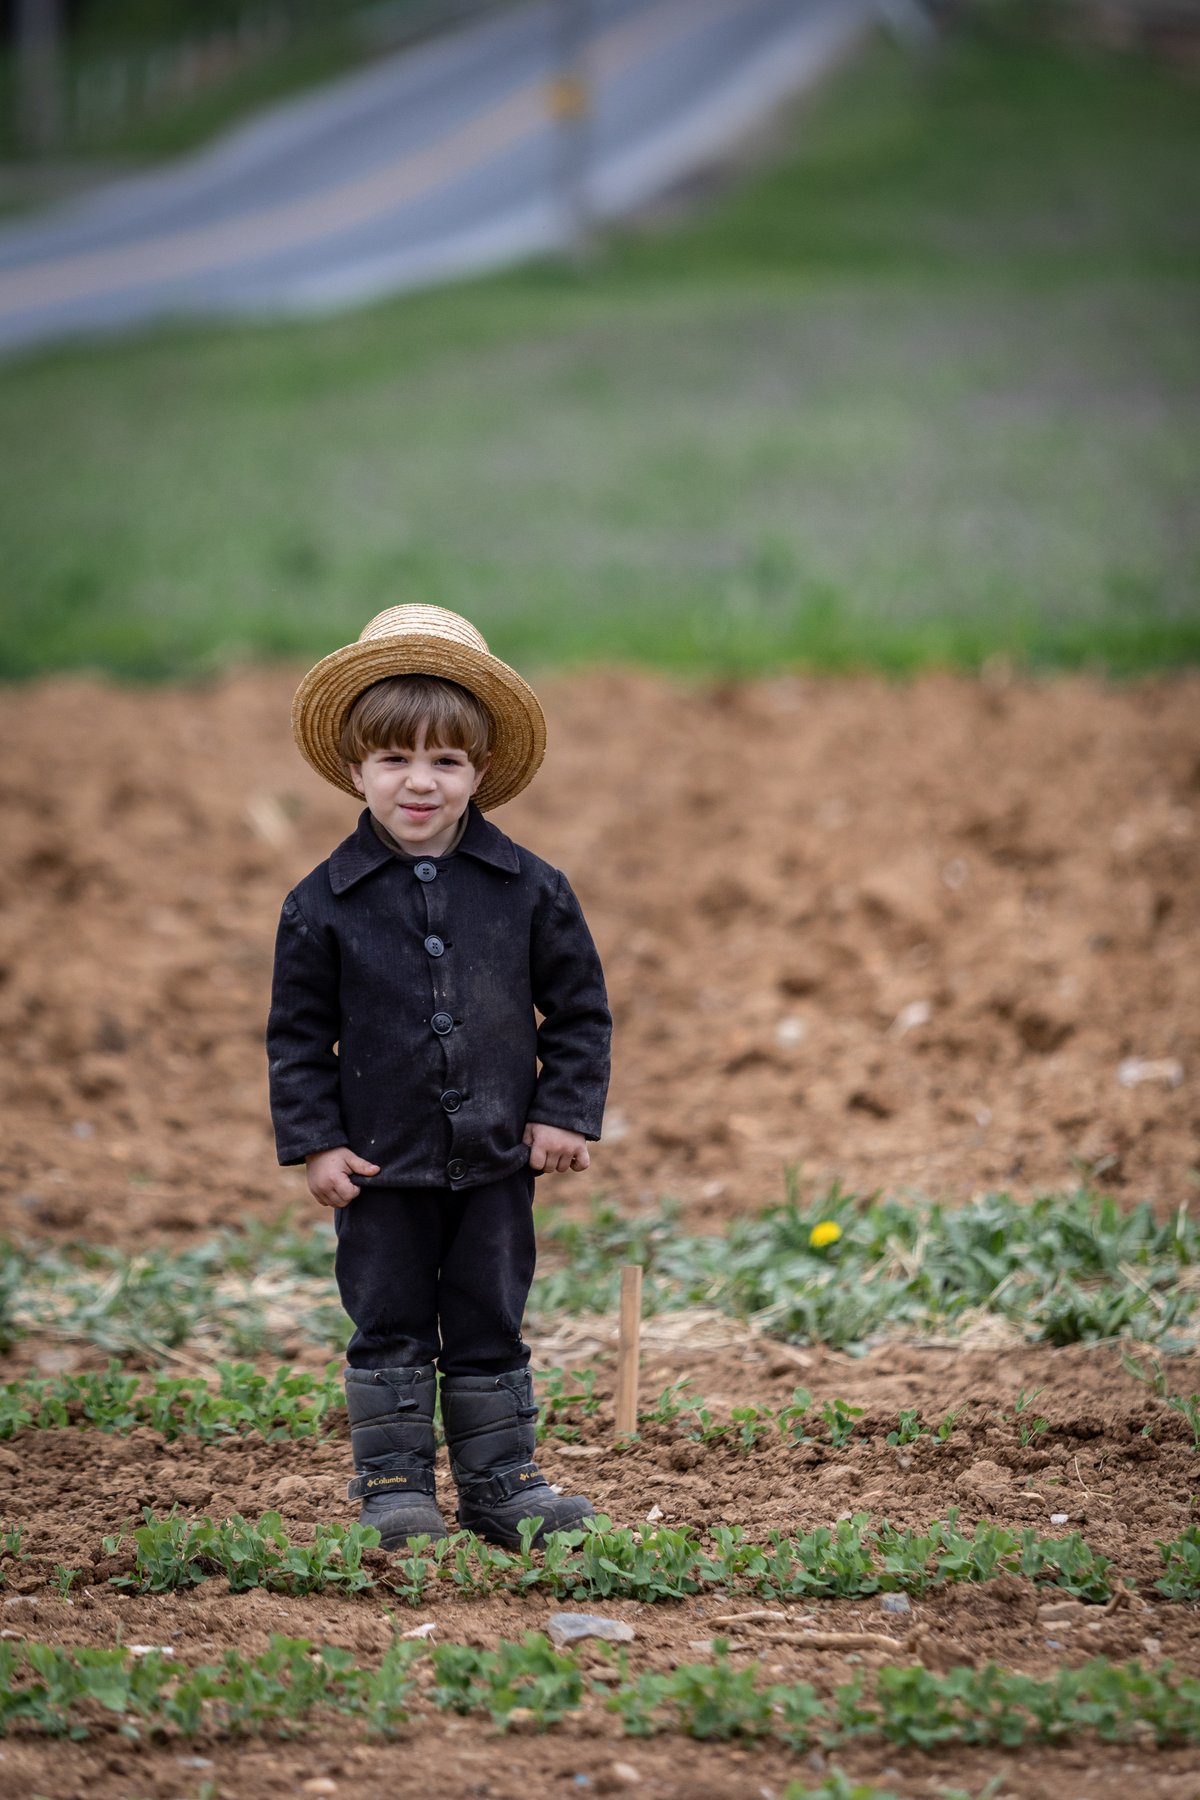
[645,1503,664,1523]
[609,1763,640,1786]
[1049,1513,1069,1525]
[300,1782,337,1795]
[548,1611,636,1649]
[1142,1636,1163,1657]
[175,1758,214,1770]
[1038,1599,1088,1624]
[880,1593,911,1615]
[1117,1057,1183,1089]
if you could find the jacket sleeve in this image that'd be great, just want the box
[265,891,348,1166]
[527,871,612,1140]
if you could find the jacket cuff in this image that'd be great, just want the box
[276,1135,349,1167]
[524,1111,604,1143]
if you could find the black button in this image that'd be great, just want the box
[424,934,445,957]
[414,860,438,883]
[447,1158,467,1181]
[440,1089,462,1113]
[431,1012,454,1036]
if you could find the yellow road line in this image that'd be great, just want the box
[0,0,749,320]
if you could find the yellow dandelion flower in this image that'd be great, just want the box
[808,1221,842,1249]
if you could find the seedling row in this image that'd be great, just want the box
[3,1631,1199,1751]
[5,1360,1199,1459]
[7,1507,1198,1604]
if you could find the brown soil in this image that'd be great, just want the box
[1,666,1199,1798]
[3,1336,1200,1798]
[0,666,1197,1242]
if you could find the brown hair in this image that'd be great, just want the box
[338,675,492,768]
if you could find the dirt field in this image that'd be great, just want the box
[1,666,1199,1798]
[0,665,1197,1238]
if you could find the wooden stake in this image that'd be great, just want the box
[615,1263,643,1436]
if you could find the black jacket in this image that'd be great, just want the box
[266,803,611,1190]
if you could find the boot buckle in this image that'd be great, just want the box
[347,1468,437,1502]
[460,1462,548,1509]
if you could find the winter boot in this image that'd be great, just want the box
[343,1364,448,1548]
[440,1367,594,1548]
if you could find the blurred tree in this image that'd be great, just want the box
[14,0,64,152]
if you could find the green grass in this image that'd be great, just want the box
[0,20,1197,680]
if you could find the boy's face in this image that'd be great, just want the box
[348,722,490,858]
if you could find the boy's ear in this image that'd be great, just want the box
[347,761,366,796]
[471,752,492,793]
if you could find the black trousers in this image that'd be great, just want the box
[332,1169,536,1375]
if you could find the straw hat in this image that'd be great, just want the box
[291,605,546,811]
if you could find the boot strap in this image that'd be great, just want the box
[459,1462,549,1508]
[348,1467,437,1501]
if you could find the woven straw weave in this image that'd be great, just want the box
[291,605,546,810]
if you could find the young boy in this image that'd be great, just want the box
[267,604,611,1549]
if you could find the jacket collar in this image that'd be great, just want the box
[328,801,520,894]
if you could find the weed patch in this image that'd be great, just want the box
[5,1188,1197,1365]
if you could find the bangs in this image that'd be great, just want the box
[339,676,492,767]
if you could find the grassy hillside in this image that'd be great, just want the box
[0,20,1197,680]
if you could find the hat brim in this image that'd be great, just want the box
[291,634,545,811]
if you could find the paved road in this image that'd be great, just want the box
[0,0,871,355]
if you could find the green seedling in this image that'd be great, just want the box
[730,1404,773,1452]
[886,1408,922,1447]
[51,1567,79,1598]
[777,1387,814,1444]
[1121,1350,1168,1397]
[933,1409,960,1446]
[1153,1525,1200,1602]
[821,1397,864,1449]
[1166,1394,1200,1451]
[536,1365,600,1443]
[1005,1388,1050,1448]
[640,1377,694,1427]
[685,1404,732,1446]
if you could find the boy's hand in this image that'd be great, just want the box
[523,1122,590,1175]
[305,1147,380,1207]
